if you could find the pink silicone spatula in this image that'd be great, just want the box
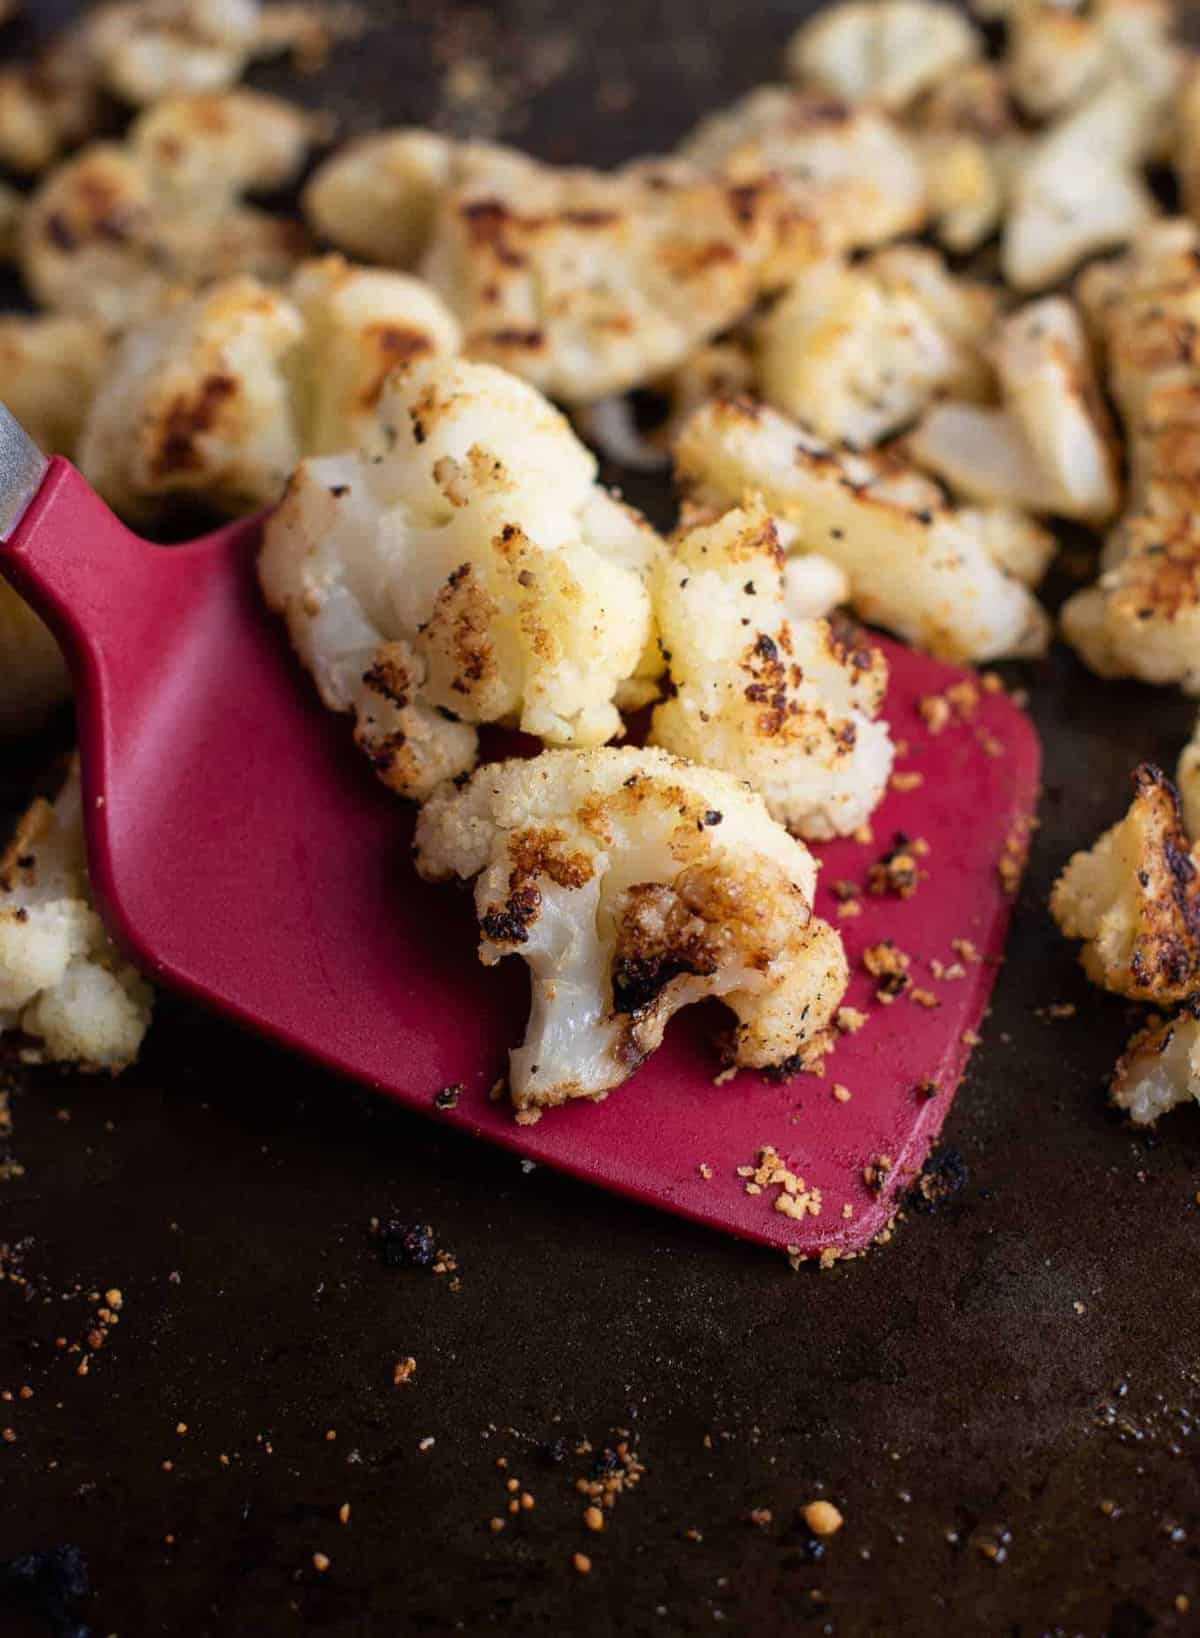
[0,406,1039,1259]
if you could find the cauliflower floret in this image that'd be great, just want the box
[0,314,111,459]
[259,357,660,799]
[1110,999,1200,1125]
[1050,763,1200,1003]
[304,128,455,268]
[0,585,70,738]
[675,395,1050,663]
[756,246,994,449]
[1007,0,1180,121]
[648,505,893,839]
[0,763,152,1071]
[86,0,261,105]
[910,297,1120,522]
[651,340,758,455]
[680,87,928,282]
[413,746,849,1119]
[419,143,778,403]
[1002,80,1163,291]
[956,504,1056,588]
[21,90,316,326]
[76,260,461,520]
[0,32,103,176]
[786,0,980,111]
[77,276,305,522]
[907,63,1026,253]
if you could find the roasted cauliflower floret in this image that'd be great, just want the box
[1051,763,1200,1003]
[675,395,1050,663]
[86,0,261,105]
[1110,998,1200,1125]
[0,31,103,176]
[907,63,1025,253]
[21,90,315,325]
[680,87,928,281]
[648,505,893,839]
[1002,81,1163,291]
[304,128,455,268]
[756,246,994,450]
[413,746,849,1119]
[0,314,111,459]
[910,297,1120,522]
[259,357,660,799]
[420,143,778,403]
[0,763,152,1071]
[786,0,980,111]
[1007,0,1180,121]
[77,276,305,521]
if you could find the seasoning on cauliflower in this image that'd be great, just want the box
[1007,0,1180,121]
[910,297,1120,523]
[1050,763,1200,1004]
[419,143,779,403]
[1110,998,1200,1125]
[413,746,849,1120]
[680,87,928,282]
[756,245,995,450]
[304,128,455,268]
[648,505,893,839]
[259,357,661,800]
[786,0,980,111]
[1002,80,1164,291]
[906,63,1026,254]
[675,395,1050,663]
[21,90,317,326]
[0,762,152,1071]
[76,259,461,521]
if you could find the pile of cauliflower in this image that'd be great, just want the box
[3,0,1200,1115]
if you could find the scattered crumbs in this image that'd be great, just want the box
[836,1007,867,1035]
[852,822,874,846]
[818,1247,841,1271]
[867,833,924,899]
[573,1552,592,1574]
[697,1163,713,1180]
[863,941,911,1002]
[980,671,1003,694]
[961,1029,981,1047]
[338,1503,351,1525]
[910,987,940,1010]
[683,1528,703,1543]
[803,1500,844,1537]
[1074,1301,1087,1316]
[712,1065,739,1086]
[890,770,924,792]
[785,1245,804,1272]
[841,1202,854,1220]
[1045,1002,1077,1020]
[489,1517,506,1534]
[837,898,863,920]
[418,1436,436,1451]
[738,1145,822,1220]
[832,1084,852,1104]
[175,1422,187,1435]
[433,1082,463,1110]
[975,728,1005,759]
[863,1154,893,1194]
[312,1552,330,1574]
[831,879,860,904]
[393,1356,417,1387]
[997,815,1034,895]
[583,1505,604,1533]
[951,938,979,964]
[325,1429,337,1442]
[748,1507,773,1529]
[917,694,951,734]
[1175,1594,1190,1615]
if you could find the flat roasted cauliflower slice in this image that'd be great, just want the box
[756,246,994,449]
[259,357,660,799]
[910,297,1120,522]
[1110,998,1200,1125]
[419,143,778,403]
[680,87,927,282]
[21,90,316,326]
[786,0,980,111]
[675,395,1050,663]
[0,763,152,1072]
[413,746,849,1120]
[1050,763,1200,1004]
[303,128,455,269]
[648,505,893,839]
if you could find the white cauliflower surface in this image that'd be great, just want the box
[675,395,1050,663]
[756,246,995,449]
[303,128,455,269]
[413,746,848,1121]
[906,63,1026,254]
[0,763,152,1072]
[1111,998,1200,1124]
[786,0,981,110]
[649,505,893,839]
[910,297,1120,522]
[259,357,660,800]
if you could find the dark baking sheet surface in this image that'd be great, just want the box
[2,3,1200,1634]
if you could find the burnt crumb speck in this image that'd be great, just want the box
[433,1083,462,1111]
[0,1543,90,1638]
[380,1221,436,1269]
[702,810,724,828]
[916,1079,939,1101]
[908,1147,968,1213]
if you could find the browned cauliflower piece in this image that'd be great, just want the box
[413,746,848,1120]
[910,296,1120,522]
[906,62,1027,253]
[21,89,317,326]
[0,31,103,176]
[303,128,455,268]
[1110,999,1200,1125]
[1051,763,1200,1004]
[419,143,779,403]
[0,314,111,459]
[675,394,1050,663]
[1007,0,1180,121]
[786,0,981,111]
[86,0,262,105]
[648,504,893,839]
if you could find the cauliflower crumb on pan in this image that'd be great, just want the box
[786,0,981,111]
[0,762,152,1072]
[1111,998,1200,1125]
[756,245,995,450]
[413,746,848,1120]
[648,504,893,839]
[674,394,1050,663]
[259,356,660,799]
[1050,763,1200,1004]
[910,296,1120,523]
